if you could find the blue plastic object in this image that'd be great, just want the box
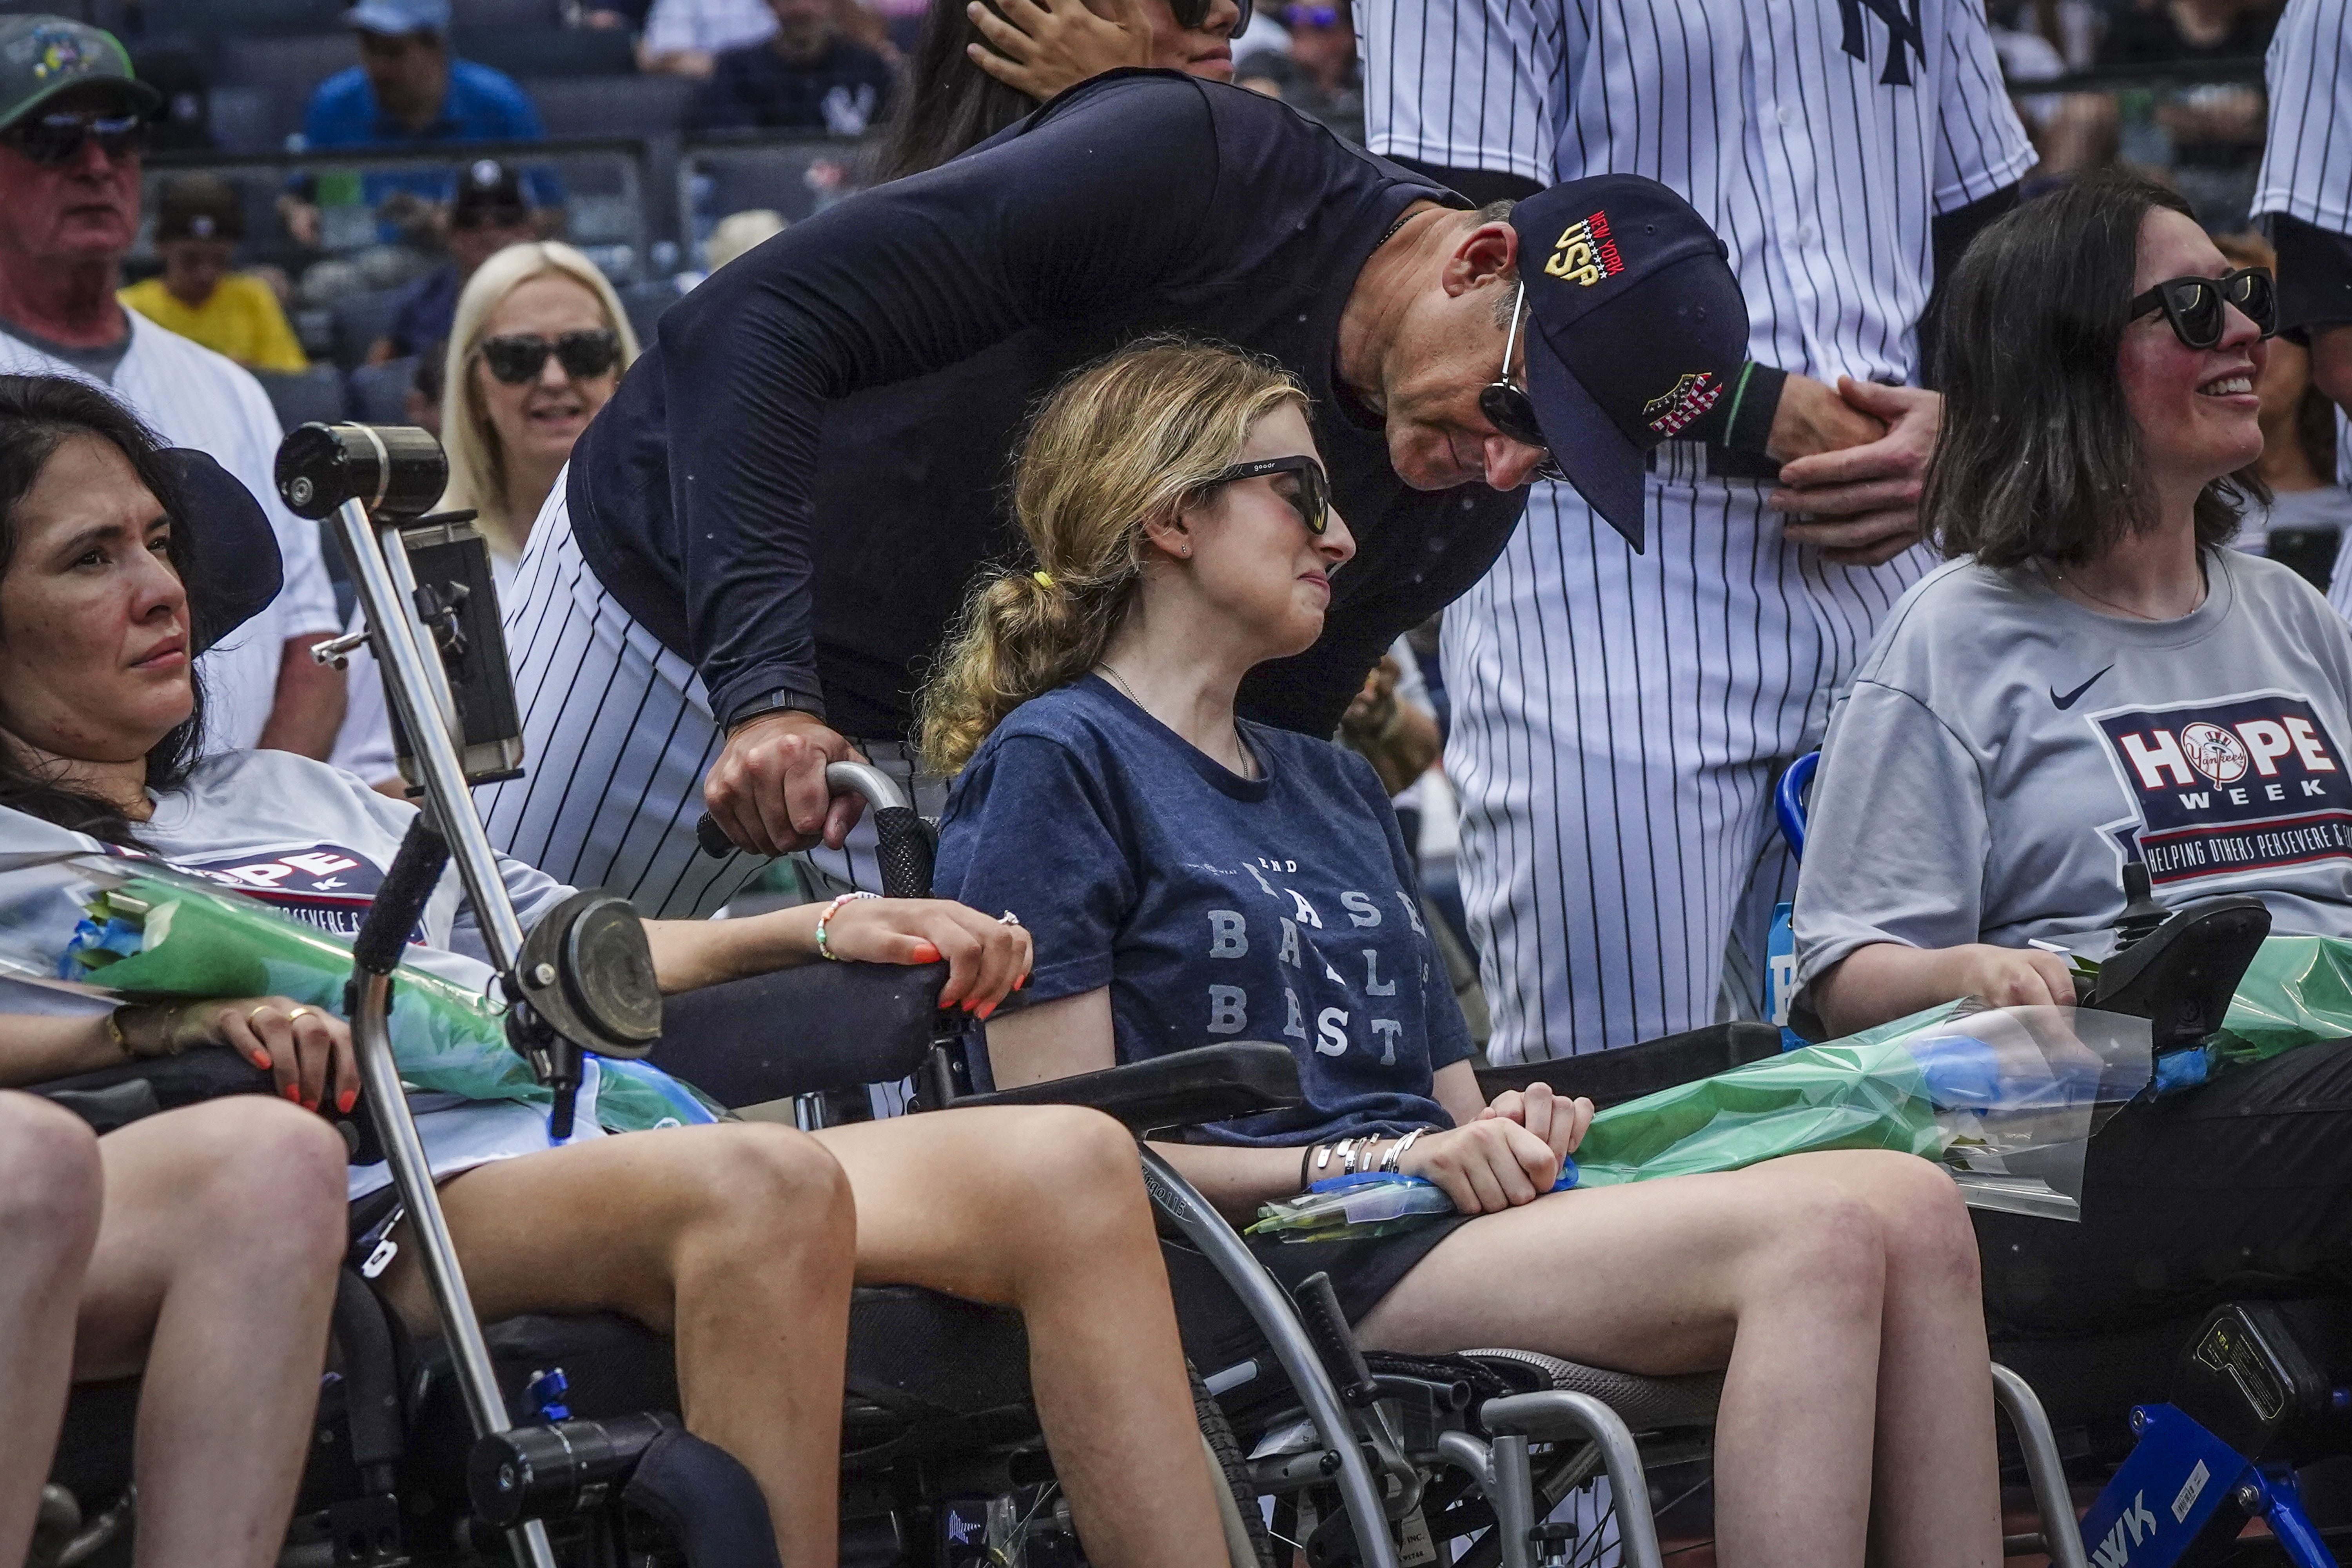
[2076,1402,2337,1568]
[1775,751,1821,862]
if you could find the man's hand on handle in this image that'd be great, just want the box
[1768,377,1943,567]
[702,710,867,858]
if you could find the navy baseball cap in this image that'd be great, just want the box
[1511,174,1748,552]
[167,449,283,656]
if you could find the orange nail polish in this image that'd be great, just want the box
[282,1083,301,1102]
[977,1000,996,1021]
[912,941,941,964]
[337,1087,358,1114]
[250,1050,272,1070]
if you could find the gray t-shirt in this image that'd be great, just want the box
[1792,548,2352,1005]
[0,309,128,384]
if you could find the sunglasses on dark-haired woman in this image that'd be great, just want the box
[477,329,623,385]
[2129,267,2276,350]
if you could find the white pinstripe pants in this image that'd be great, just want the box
[481,488,936,919]
[1446,456,1932,1061]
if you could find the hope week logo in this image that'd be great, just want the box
[2090,692,2352,886]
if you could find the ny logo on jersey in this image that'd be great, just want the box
[1838,0,1926,86]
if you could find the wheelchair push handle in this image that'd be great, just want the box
[695,762,936,901]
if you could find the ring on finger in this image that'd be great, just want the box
[998,910,1021,926]
[248,1004,280,1026]
[285,1006,317,1024]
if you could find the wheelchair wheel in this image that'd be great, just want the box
[1194,1367,1277,1568]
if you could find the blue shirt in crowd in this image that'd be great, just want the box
[302,60,560,210]
[935,677,1473,1147]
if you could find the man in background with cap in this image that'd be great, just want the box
[119,173,308,373]
[481,70,1748,922]
[304,0,544,158]
[0,16,344,759]
[366,157,537,364]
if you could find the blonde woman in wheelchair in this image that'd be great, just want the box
[924,338,2007,1568]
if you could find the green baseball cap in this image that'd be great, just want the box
[0,16,159,133]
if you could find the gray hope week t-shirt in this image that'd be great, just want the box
[1793,548,2352,1000]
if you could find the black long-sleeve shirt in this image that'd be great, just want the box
[567,70,1529,740]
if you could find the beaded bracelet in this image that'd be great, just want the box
[813,890,880,962]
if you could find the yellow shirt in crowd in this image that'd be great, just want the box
[119,273,309,374]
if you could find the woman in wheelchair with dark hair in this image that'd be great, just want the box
[1792,172,2352,1338]
[925,338,2007,1566]
[0,374,1233,1567]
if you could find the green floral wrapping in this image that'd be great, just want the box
[1568,1034,1948,1189]
[62,869,719,1132]
[2209,935,2352,1067]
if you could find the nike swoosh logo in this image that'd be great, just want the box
[2051,665,2115,710]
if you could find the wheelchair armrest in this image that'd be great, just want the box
[28,1047,275,1132]
[1475,1021,1783,1109]
[649,960,947,1109]
[947,1042,1303,1134]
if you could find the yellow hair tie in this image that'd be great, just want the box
[1032,570,1054,589]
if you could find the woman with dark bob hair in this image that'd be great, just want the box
[1793,173,2352,1336]
[0,373,1238,1567]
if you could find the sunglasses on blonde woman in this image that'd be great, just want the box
[477,329,623,385]
[1203,454,1331,535]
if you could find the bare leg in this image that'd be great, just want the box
[1354,1150,1998,1568]
[379,1123,857,1568]
[0,1093,102,1567]
[814,1107,1229,1568]
[71,1097,349,1568]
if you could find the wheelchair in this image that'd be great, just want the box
[1775,748,2352,1568]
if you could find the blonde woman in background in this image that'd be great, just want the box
[330,241,638,788]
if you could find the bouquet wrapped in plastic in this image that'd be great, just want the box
[0,849,715,1134]
[1250,1004,2151,1241]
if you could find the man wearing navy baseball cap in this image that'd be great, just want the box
[1502,178,1749,550]
[486,72,1755,916]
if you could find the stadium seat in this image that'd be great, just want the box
[252,364,349,430]
[217,33,359,99]
[348,357,420,424]
[452,25,635,80]
[329,287,408,370]
[618,276,685,346]
[527,74,695,140]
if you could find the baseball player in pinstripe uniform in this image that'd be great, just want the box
[1361,0,2036,1060]
[2256,0,2352,443]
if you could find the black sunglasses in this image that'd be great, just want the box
[1170,0,1252,32]
[477,329,622,385]
[3,111,146,169]
[1478,282,1568,483]
[1204,454,1331,535]
[2130,266,2276,349]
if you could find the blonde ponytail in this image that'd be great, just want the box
[917,339,1307,775]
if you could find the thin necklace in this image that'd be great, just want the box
[1097,662,1258,780]
[1372,206,1417,252]
[2040,559,2205,622]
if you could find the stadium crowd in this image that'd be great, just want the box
[2,0,2351,1564]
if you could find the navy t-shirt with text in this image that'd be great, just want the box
[934,677,1472,1145]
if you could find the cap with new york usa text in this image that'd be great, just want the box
[1512,174,1748,552]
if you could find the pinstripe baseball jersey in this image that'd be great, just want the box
[1361,0,2034,384]
[2255,0,2352,236]
[0,315,342,753]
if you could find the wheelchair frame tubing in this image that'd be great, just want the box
[1136,1146,1402,1568]
[1439,1394,1664,1568]
[1994,1364,2091,1568]
[338,495,560,1568]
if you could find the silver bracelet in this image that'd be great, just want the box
[1333,1136,1359,1176]
[1383,1128,1425,1174]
